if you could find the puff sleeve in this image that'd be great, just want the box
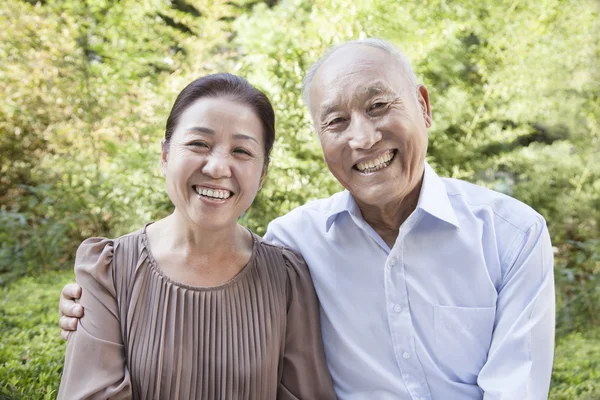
[57,238,132,400]
[277,249,337,400]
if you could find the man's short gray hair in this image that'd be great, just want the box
[302,38,419,115]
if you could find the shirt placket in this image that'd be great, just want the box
[385,225,431,400]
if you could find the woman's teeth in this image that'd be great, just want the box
[356,150,395,173]
[195,187,231,199]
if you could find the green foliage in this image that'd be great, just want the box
[549,329,600,400]
[0,271,72,399]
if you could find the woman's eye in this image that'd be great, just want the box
[190,141,209,148]
[233,148,251,156]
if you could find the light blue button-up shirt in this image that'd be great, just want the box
[265,163,555,400]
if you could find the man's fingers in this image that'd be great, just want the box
[59,299,83,318]
[62,283,82,299]
[59,282,83,318]
[59,315,78,331]
[60,330,71,341]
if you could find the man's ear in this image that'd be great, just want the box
[160,139,168,177]
[417,84,432,128]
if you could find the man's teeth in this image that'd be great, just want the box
[195,187,231,199]
[356,151,394,173]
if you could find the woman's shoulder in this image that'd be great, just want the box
[74,227,147,283]
[252,233,310,277]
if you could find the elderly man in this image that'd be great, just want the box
[59,38,555,399]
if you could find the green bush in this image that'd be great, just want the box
[550,330,600,400]
[0,271,72,400]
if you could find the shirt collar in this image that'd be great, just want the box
[418,162,460,228]
[324,189,361,232]
[324,162,460,232]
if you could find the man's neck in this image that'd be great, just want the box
[356,179,423,248]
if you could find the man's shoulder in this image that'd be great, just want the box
[442,177,544,233]
[270,191,345,226]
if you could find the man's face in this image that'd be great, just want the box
[309,45,431,209]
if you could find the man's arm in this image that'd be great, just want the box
[477,219,555,399]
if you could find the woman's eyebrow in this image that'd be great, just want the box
[232,133,259,144]
[185,126,215,135]
[185,127,258,144]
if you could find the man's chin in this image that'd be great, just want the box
[349,188,393,209]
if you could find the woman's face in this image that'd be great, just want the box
[161,96,267,230]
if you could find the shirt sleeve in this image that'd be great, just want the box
[277,248,337,400]
[477,219,555,399]
[264,215,301,251]
[58,238,132,400]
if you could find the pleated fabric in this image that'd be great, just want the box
[58,227,336,400]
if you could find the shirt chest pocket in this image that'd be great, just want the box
[434,304,496,384]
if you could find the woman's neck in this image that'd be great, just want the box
[163,212,248,258]
[145,211,253,286]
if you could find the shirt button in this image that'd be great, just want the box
[402,352,410,359]
[388,257,397,267]
[393,304,402,313]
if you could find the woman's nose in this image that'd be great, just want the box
[201,153,232,179]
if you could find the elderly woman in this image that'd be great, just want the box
[57,73,336,399]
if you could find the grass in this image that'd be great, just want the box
[0,270,73,400]
[1,270,599,399]
[550,330,600,400]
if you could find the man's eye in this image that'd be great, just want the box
[369,102,387,111]
[329,117,346,126]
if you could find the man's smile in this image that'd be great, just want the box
[354,149,397,174]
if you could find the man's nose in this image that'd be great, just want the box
[201,152,232,179]
[348,116,382,150]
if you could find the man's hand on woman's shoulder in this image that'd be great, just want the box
[58,283,83,340]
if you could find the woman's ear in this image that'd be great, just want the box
[160,139,168,177]
[259,159,269,189]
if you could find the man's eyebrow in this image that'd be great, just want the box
[319,83,400,121]
[319,103,340,122]
[359,82,397,98]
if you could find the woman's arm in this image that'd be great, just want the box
[57,238,132,399]
[277,249,337,400]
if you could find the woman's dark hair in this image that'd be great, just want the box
[164,73,276,164]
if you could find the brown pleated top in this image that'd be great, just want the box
[58,226,336,400]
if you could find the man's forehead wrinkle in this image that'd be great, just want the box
[320,81,398,111]
[313,57,405,121]
[358,82,399,99]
